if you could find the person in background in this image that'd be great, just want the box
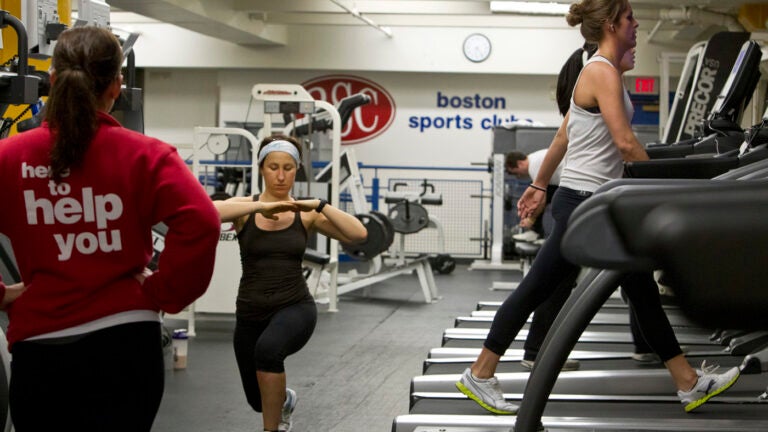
[505,148,562,241]
[557,42,599,118]
[0,27,220,431]
[214,134,367,432]
[457,0,740,415]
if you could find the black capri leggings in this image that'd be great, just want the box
[10,321,164,432]
[234,300,317,412]
[486,187,683,362]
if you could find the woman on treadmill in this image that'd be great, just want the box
[456,0,740,415]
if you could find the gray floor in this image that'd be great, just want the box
[155,263,515,432]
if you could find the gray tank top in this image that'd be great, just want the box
[560,56,635,192]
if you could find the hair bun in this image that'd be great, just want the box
[566,3,583,27]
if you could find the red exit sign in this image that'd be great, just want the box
[633,77,657,95]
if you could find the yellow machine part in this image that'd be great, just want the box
[739,4,768,32]
[0,0,71,136]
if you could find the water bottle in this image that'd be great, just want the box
[172,329,189,370]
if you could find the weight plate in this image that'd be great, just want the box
[370,210,395,252]
[207,134,230,155]
[388,201,429,234]
[341,213,387,260]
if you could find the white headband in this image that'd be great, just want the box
[257,140,301,166]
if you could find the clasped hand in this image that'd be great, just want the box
[259,199,323,220]
[517,187,546,221]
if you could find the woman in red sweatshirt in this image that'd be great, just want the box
[0,27,220,431]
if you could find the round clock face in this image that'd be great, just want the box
[463,33,491,63]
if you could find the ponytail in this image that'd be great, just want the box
[46,69,98,181]
[45,27,122,182]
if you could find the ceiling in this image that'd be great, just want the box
[108,0,766,47]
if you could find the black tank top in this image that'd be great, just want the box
[236,197,312,320]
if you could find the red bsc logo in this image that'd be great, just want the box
[302,75,395,145]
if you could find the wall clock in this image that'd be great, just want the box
[463,33,491,63]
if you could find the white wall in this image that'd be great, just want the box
[119,8,687,166]
[112,12,675,77]
[215,69,560,164]
[121,10,702,262]
[143,68,219,150]
[144,67,562,212]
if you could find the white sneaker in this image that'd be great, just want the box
[278,388,297,431]
[512,230,539,243]
[677,361,740,412]
[512,230,540,242]
[520,358,580,371]
[455,368,518,415]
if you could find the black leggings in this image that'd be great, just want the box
[10,321,164,432]
[234,300,317,412]
[487,187,683,362]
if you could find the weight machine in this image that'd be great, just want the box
[469,153,519,271]
[305,148,440,310]
[383,180,456,275]
[470,125,557,296]
[181,83,438,333]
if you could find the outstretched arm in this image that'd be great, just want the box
[294,199,367,245]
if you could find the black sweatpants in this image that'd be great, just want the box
[10,321,164,432]
[487,187,683,362]
[233,300,317,412]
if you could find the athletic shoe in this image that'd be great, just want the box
[455,368,518,415]
[632,352,662,365]
[278,388,297,432]
[512,230,540,242]
[533,238,546,246]
[677,361,740,412]
[520,358,580,371]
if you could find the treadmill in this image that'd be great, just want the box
[417,117,768,419]
[398,165,768,432]
[661,31,751,145]
[396,38,768,432]
[513,176,768,431]
[631,40,764,178]
[644,38,761,161]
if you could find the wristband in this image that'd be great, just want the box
[529,184,547,192]
[315,199,328,213]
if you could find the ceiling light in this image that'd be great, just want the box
[490,1,570,15]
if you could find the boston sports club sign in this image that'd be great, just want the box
[302,75,396,145]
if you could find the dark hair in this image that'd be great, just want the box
[46,27,123,181]
[257,134,303,168]
[556,42,598,116]
[566,0,629,43]
[505,151,527,169]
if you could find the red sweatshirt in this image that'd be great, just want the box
[0,112,220,347]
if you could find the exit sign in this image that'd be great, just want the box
[633,77,657,95]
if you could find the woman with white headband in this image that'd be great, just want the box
[213,134,367,432]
